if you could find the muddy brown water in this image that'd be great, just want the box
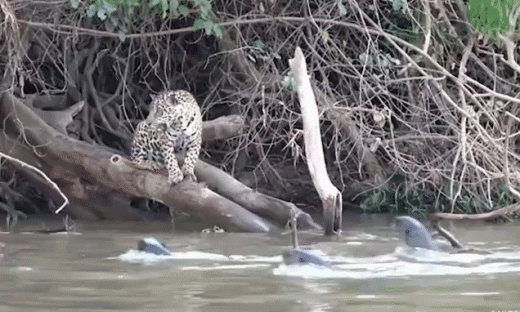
[0,213,519,312]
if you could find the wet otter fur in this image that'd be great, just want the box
[394,216,454,252]
[138,237,172,256]
[394,216,491,254]
[282,210,329,266]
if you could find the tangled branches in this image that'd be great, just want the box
[207,0,520,212]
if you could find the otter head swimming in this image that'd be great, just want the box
[394,216,452,252]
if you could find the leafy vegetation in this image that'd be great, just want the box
[466,0,520,37]
[358,183,515,215]
[70,0,222,37]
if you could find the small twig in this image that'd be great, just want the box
[431,220,464,249]
[465,76,520,105]
[421,0,431,54]
[450,37,474,212]
[504,114,520,201]
[0,152,69,213]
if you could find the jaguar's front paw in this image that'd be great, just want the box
[168,172,184,185]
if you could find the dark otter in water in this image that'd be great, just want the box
[137,231,329,266]
[136,210,329,265]
[282,210,329,266]
[137,237,172,256]
[394,216,454,251]
[394,216,492,255]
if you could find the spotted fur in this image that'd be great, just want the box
[131,90,202,184]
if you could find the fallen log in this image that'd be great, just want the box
[195,161,321,230]
[0,92,273,232]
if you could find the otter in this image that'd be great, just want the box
[282,210,329,266]
[137,237,172,256]
[393,216,454,252]
[394,216,493,255]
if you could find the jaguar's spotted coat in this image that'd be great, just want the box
[131,90,202,184]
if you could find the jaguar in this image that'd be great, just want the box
[131,90,202,184]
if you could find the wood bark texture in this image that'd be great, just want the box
[289,47,343,235]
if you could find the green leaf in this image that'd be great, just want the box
[198,0,211,17]
[170,0,179,12]
[212,24,223,38]
[127,0,139,7]
[177,5,189,16]
[150,0,161,7]
[97,8,107,20]
[70,0,79,9]
[392,0,403,12]
[253,39,265,48]
[321,30,330,42]
[203,20,213,34]
[109,15,119,27]
[117,31,127,42]
[466,0,518,36]
[193,18,205,31]
[102,0,117,14]
[87,4,97,18]
[161,0,169,18]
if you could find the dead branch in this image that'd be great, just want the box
[0,151,68,213]
[289,47,342,235]
[431,204,520,222]
[195,160,321,230]
[201,115,245,142]
[431,221,465,249]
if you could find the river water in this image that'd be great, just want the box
[0,213,519,312]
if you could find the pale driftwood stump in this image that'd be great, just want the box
[289,47,343,235]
